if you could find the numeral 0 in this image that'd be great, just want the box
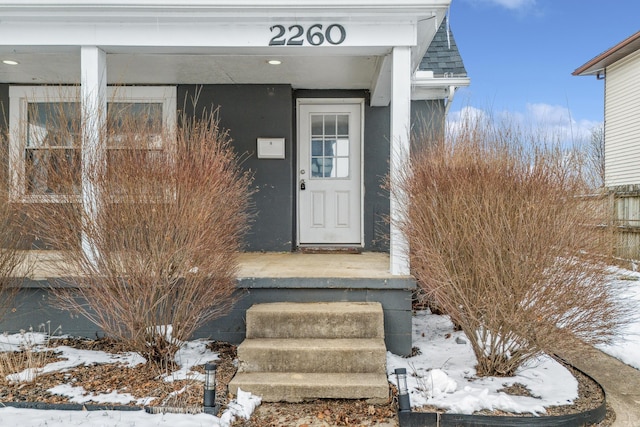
[269,24,346,46]
[325,24,346,45]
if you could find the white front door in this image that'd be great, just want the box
[297,100,362,245]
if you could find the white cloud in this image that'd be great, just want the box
[466,0,536,11]
[446,103,603,147]
[523,103,601,143]
[447,105,488,123]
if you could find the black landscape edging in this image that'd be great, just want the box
[398,411,438,427]
[397,359,607,427]
[0,401,141,411]
[0,401,221,416]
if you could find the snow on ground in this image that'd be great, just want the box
[386,311,578,415]
[385,265,640,415]
[7,346,146,383]
[0,266,638,425]
[596,267,640,370]
[0,334,261,427]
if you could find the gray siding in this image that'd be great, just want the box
[178,85,294,252]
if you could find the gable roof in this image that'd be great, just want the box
[573,31,640,77]
[420,20,467,77]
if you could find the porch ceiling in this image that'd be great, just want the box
[0,49,384,88]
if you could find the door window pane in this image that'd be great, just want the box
[337,114,349,135]
[312,139,323,156]
[323,115,337,136]
[311,115,324,136]
[309,113,350,178]
[335,158,349,178]
[336,138,349,157]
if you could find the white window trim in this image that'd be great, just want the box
[9,86,177,203]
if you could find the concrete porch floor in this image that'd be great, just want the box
[21,250,404,280]
[237,252,400,279]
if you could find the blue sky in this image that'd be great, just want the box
[447,0,640,140]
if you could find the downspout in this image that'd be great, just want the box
[444,85,456,115]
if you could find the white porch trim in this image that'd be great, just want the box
[389,46,411,276]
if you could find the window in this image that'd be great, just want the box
[9,86,177,201]
[310,113,350,178]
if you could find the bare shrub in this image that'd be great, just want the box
[0,129,31,320]
[398,113,631,376]
[586,124,605,190]
[26,104,253,367]
[0,322,60,382]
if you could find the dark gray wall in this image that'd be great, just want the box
[176,87,445,252]
[178,85,294,252]
[0,84,8,132]
[0,278,415,356]
[411,99,446,148]
[2,84,445,253]
[1,84,8,191]
[363,103,392,251]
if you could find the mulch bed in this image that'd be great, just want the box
[0,337,236,409]
[0,338,614,426]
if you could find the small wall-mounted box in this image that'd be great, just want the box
[257,138,285,159]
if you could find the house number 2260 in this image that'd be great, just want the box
[269,24,347,46]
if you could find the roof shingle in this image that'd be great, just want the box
[420,20,467,77]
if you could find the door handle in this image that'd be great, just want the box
[300,179,306,190]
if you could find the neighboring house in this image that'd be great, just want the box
[574,31,640,259]
[0,1,468,357]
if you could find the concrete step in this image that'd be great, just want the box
[236,338,387,374]
[228,372,389,403]
[245,302,384,339]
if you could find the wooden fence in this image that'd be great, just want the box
[582,188,640,261]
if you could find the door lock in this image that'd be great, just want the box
[300,179,306,190]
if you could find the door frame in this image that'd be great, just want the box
[295,97,365,248]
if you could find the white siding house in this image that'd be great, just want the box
[575,31,640,257]
[603,48,640,187]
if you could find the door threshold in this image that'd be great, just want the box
[298,246,363,254]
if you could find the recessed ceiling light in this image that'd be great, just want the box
[267,59,282,65]
[2,60,19,65]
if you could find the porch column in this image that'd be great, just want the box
[80,46,107,264]
[389,46,411,276]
